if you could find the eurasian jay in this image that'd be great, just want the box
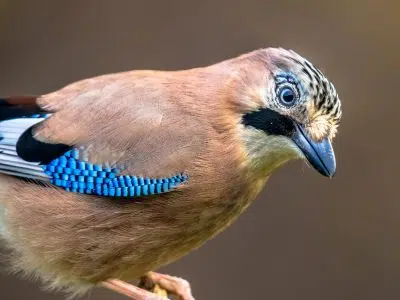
[0,48,342,299]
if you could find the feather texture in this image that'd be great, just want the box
[0,118,48,179]
[0,63,251,291]
[0,48,342,295]
[0,114,188,197]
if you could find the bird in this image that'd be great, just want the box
[0,47,342,300]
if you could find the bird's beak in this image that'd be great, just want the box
[291,123,336,178]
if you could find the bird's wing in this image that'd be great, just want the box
[0,72,206,197]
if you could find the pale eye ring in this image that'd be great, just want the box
[277,86,299,107]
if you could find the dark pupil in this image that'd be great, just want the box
[282,89,294,103]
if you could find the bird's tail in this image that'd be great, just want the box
[0,96,50,180]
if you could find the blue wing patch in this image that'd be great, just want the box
[0,108,188,198]
[42,149,188,197]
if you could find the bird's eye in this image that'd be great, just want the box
[277,86,298,107]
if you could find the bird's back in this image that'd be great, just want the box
[0,63,263,290]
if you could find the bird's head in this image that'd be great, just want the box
[235,48,342,178]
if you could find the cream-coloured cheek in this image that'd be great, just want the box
[240,128,303,172]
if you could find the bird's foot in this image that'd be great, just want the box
[100,272,194,300]
[153,284,169,298]
[101,278,168,300]
[139,275,168,298]
[141,271,195,300]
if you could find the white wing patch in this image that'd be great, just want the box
[0,118,50,180]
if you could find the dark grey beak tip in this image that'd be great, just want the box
[320,157,336,178]
[291,124,336,178]
[314,143,336,178]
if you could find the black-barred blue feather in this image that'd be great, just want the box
[43,149,187,197]
[0,104,187,198]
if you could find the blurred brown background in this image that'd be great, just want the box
[0,0,399,299]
